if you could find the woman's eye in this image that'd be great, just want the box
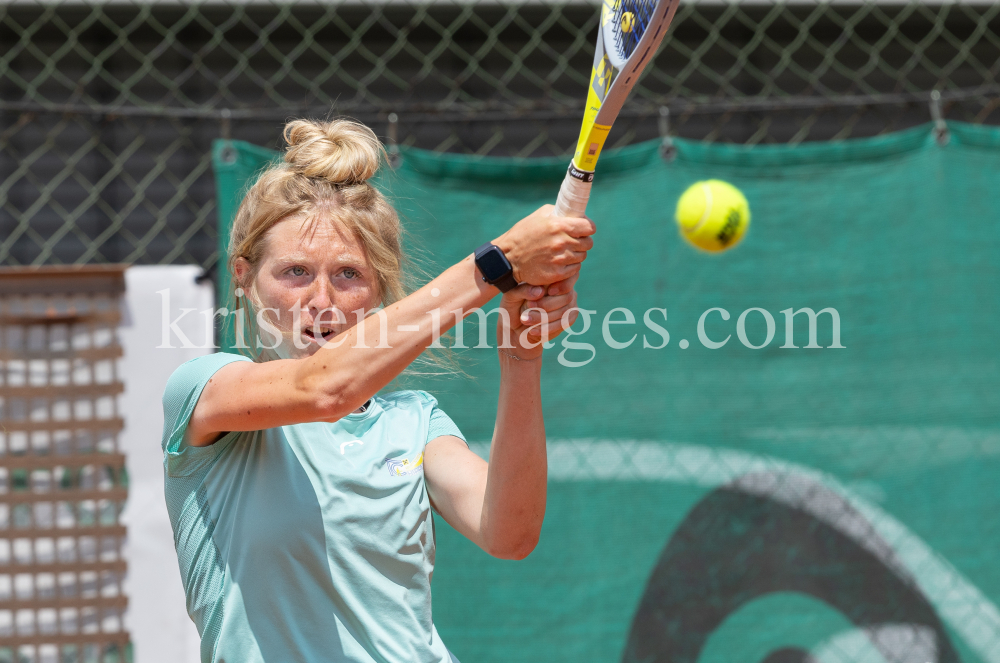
[343,269,358,279]
[289,266,307,277]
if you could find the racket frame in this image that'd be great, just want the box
[555,0,679,219]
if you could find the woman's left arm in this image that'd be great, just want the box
[424,276,578,560]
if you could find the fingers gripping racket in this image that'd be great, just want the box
[554,0,680,218]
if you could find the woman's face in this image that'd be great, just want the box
[240,215,379,359]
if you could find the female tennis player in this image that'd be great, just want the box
[161,118,595,663]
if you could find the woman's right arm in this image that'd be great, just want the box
[184,205,595,447]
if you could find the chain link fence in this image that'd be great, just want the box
[1,1,999,269]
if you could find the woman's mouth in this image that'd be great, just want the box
[302,326,338,343]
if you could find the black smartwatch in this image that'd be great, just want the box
[474,242,518,293]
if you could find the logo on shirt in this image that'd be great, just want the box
[384,453,424,477]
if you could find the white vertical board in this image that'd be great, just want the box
[119,265,215,663]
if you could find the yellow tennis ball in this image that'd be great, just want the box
[621,12,635,33]
[675,180,750,253]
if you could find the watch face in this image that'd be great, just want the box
[477,247,511,280]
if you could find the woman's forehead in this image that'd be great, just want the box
[266,214,366,258]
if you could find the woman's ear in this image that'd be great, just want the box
[233,257,250,290]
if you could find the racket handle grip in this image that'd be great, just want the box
[554,170,592,218]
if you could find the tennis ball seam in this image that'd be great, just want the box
[683,182,714,235]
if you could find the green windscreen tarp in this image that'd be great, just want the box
[212,123,1000,663]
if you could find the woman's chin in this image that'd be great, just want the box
[292,341,322,358]
[292,336,334,358]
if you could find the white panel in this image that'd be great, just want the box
[119,265,214,663]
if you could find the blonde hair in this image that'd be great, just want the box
[227,118,404,357]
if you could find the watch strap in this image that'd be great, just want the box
[492,270,518,293]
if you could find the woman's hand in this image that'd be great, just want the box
[493,205,595,286]
[496,273,580,361]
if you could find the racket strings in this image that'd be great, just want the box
[613,0,657,61]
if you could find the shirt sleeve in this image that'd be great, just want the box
[161,352,252,477]
[419,392,466,445]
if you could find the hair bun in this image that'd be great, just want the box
[283,119,383,185]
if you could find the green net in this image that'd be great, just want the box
[213,121,1000,663]
[3,2,1000,269]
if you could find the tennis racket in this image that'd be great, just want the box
[554,0,680,218]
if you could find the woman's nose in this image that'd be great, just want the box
[305,278,335,313]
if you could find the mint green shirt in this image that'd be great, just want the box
[161,352,465,663]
